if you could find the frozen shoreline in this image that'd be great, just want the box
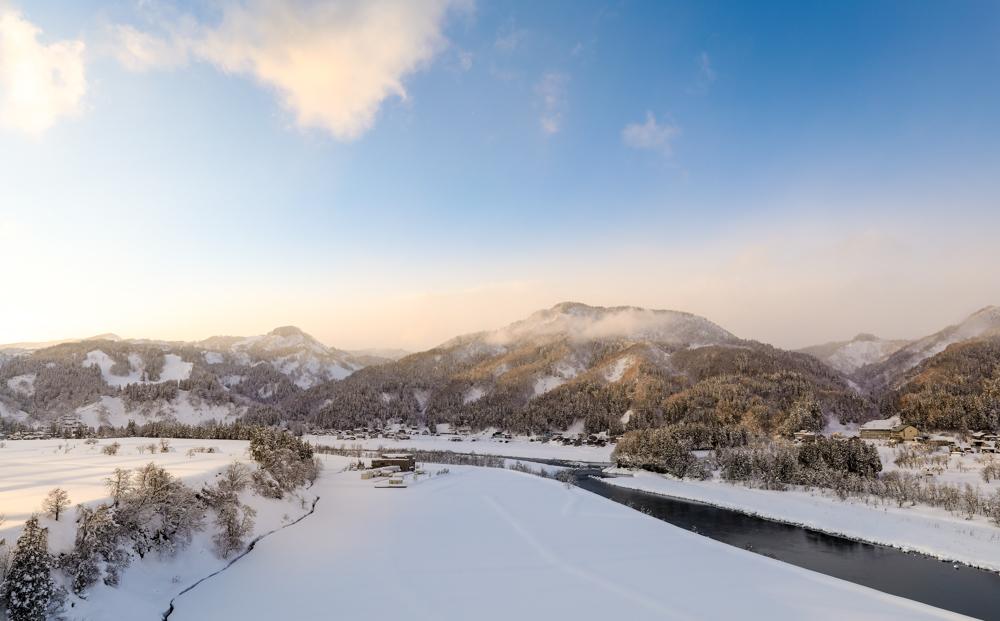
[603,471,1000,573]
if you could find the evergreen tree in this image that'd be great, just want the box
[1,516,54,621]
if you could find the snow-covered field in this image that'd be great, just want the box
[604,460,1000,572]
[304,433,614,463]
[0,438,984,619]
[171,465,965,620]
[0,438,341,620]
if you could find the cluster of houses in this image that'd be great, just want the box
[791,418,999,455]
[858,417,999,454]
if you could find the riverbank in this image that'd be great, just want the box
[603,470,1000,572]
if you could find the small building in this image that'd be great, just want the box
[859,417,901,440]
[793,430,818,443]
[371,453,416,472]
[891,424,920,442]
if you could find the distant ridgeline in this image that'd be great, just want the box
[2,303,1000,436]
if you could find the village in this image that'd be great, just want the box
[791,417,1000,455]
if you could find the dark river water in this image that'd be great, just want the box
[572,472,1000,620]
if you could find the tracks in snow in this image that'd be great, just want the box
[161,496,321,620]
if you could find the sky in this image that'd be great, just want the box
[1,0,999,351]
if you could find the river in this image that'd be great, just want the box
[572,471,1000,620]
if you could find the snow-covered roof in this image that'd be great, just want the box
[860,416,901,431]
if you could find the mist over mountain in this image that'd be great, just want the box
[797,334,910,375]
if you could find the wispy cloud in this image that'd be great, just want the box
[621,111,679,154]
[536,72,567,135]
[494,21,526,52]
[0,8,86,134]
[113,0,468,141]
[698,51,715,84]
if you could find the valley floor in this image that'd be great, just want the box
[172,461,965,621]
[604,470,1000,572]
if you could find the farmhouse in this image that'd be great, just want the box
[859,417,918,442]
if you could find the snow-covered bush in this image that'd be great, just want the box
[58,504,130,593]
[115,463,205,558]
[249,428,319,498]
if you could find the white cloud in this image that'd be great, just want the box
[114,0,467,140]
[622,112,679,154]
[0,9,86,134]
[536,72,567,135]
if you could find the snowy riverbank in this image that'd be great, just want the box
[604,470,1000,572]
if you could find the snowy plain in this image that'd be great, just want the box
[0,438,336,620]
[172,465,967,621]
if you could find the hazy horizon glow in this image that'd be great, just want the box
[1,1,998,351]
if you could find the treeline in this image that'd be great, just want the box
[613,429,884,494]
[714,437,882,490]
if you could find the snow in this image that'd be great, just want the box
[827,339,901,374]
[463,386,486,404]
[533,375,565,395]
[0,438,348,621]
[82,350,191,386]
[172,466,962,621]
[0,401,29,423]
[203,351,225,364]
[620,409,633,425]
[414,389,431,411]
[822,414,859,436]
[564,417,585,437]
[604,356,632,382]
[861,416,902,431]
[74,393,240,428]
[84,350,138,387]
[6,372,36,396]
[76,396,129,428]
[160,354,193,381]
[605,466,1000,572]
[304,433,614,463]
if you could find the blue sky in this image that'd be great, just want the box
[1,0,999,349]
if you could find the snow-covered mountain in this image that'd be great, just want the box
[302,302,864,435]
[200,326,369,389]
[864,306,1000,390]
[0,326,388,429]
[798,334,910,375]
